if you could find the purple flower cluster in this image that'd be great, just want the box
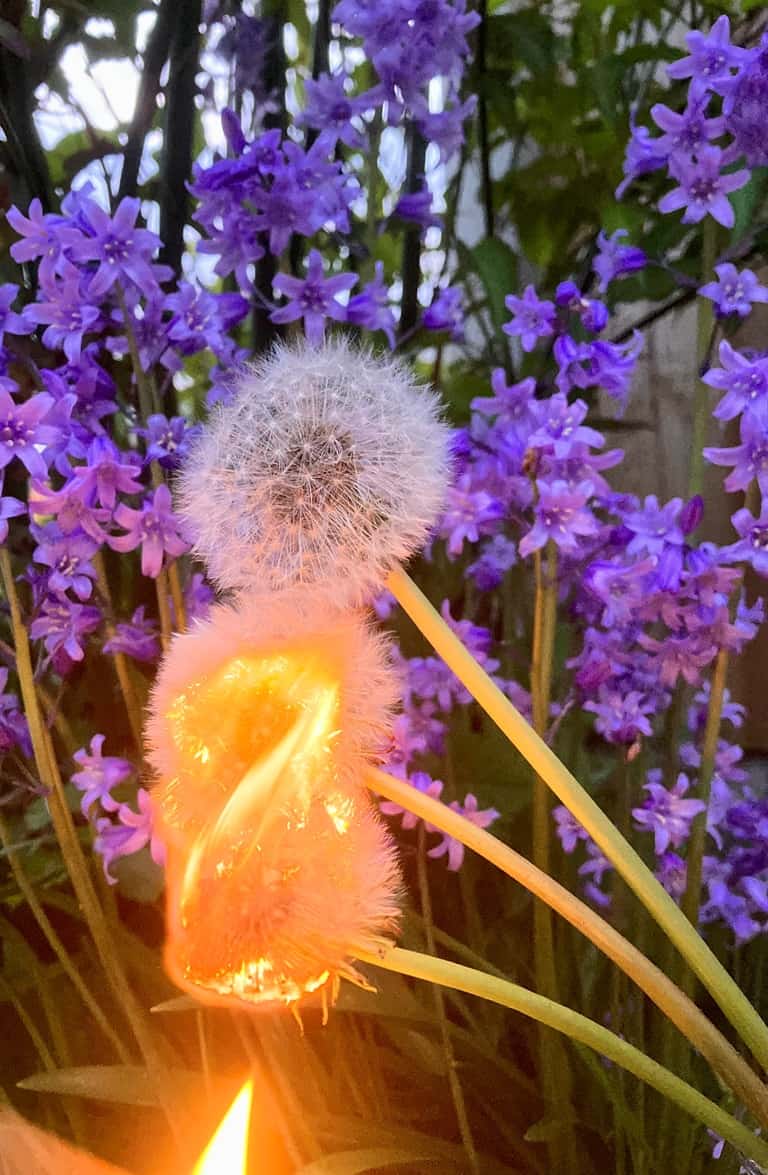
[618,15,764,228]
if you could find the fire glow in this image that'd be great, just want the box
[192,1081,253,1175]
[147,604,401,1015]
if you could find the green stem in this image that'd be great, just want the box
[531,544,575,1157]
[357,946,768,1172]
[417,826,479,1174]
[93,552,144,746]
[0,814,131,1062]
[368,767,768,1128]
[386,567,768,1073]
[0,550,180,1135]
[688,218,718,497]
[682,645,729,939]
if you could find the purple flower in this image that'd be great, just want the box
[553,805,589,854]
[658,146,749,228]
[519,480,598,557]
[471,370,538,436]
[66,197,162,300]
[584,689,655,745]
[553,335,594,394]
[428,794,500,871]
[699,264,768,319]
[722,506,768,576]
[109,483,188,578]
[394,186,442,231]
[578,842,613,908]
[94,788,165,883]
[6,198,67,285]
[592,230,647,292]
[656,852,687,900]
[414,94,477,163]
[704,340,768,420]
[623,495,684,558]
[379,770,445,832]
[423,287,464,341]
[71,734,132,815]
[555,282,609,333]
[138,414,200,470]
[467,534,517,590]
[183,572,214,624]
[164,284,249,355]
[271,249,357,346]
[0,284,34,342]
[503,285,556,352]
[345,262,396,347]
[32,523,98,599]
[0,385,59,479]
[25,261,101,362]
[632,772,706,855]
[666,15,746,89]
[587,334,644,411]
[0,486,25,543]
[0,668,30,756]
[102,605,160,662]
[527,395,605,459]
[616,117,668,199]
[29,477,112,543]
[71,436,144,509]
[299,72,378,148]
[29,596,101,664]
[650,99,726,158]
[722,39,768,166]
[440,471,504,556]
[704,405,768,494]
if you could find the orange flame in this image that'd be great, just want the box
[192,1081,253,1175]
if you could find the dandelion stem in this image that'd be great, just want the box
[367,765,768,1128]
[386,567,768,1072]
[359,946,768,1172]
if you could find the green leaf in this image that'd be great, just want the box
[486,11,559,76]
[296,1147,450,1174]
[468,238,518,332]
[730,166,768,244]
[17,1066,199,1107]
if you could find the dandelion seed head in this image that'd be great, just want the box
[176,337,452,604]
[145,593,402,1007]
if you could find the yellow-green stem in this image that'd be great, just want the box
[682,644,729,934]
[417,825,479,1174]
[93,552,144,746]
[367,766,768,1128]
[0,813,131,1062]
[155,567,173,651]
[167,560,187,633]
[386,567,768,1072]
[0,550,179,1134]
[357,946,768,1172]
[530,544,574,1157]
[688,218,718,497]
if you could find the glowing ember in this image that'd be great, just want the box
[193,1081,253,1175]
[147,602,402,1012]
[154,647,400,1009]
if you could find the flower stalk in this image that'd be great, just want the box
[367,765,768,1128]
[385,566,768,1073]
[357,945,768,1172]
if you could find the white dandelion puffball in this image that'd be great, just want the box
[177,336,452,603]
